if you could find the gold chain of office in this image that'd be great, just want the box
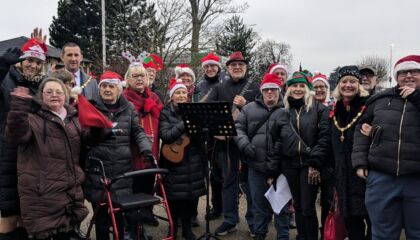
[333,107,365,142]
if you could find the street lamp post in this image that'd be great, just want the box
[101,0,106,71]
[389,43,394,87]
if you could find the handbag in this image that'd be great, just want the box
[324,190,348,240]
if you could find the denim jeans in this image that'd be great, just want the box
[248,168,290,238]
[366,170,420,240]
[215,141,239,225]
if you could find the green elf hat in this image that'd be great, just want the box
[286,71,313,90]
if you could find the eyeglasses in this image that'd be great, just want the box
[398,69,420,78]
[228,62,246,68]
[131,74,145,79]
[313,86,326,90]
[43,90,65,96]
[262,88,279,92]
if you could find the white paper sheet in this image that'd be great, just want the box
[264,174,292,214]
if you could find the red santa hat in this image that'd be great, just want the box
[260,73,282,91]
[168,78,187,98]
[98,71,123,92]
[175,64,196,82]
[201,52,221,68]
[394,55,420,79]
[267,63,287,75]
[19,38,48,61]
[77,95,113,128]
[312,72,330,89]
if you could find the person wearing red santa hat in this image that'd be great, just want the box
[159,78,206,240]
[83,71,153,240]
[175,64,196,103]
[235,73,291,240]
[312,72,330,106]
[267,63,288,86]
[123,64,164,229]
[0,28,48,239]
[353,55,420,240]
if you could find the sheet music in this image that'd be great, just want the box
[264,174,292,214]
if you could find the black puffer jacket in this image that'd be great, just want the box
[234,96,283,173]
[159,104,206,200]
[0,65,42,212]
[84,96,151,203]
[194,71,227,102]
[266,100,330,177]
[353,86,420,176]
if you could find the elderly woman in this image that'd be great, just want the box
[159,79,206,240]
[330,66,370,239]
[6,78,88,239]
[84,71,152,240]
[267,72,330,240]
[123,64,163,228]
[0,34,47,238]
[49,69,78,105]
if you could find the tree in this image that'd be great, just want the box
[358,55,389,84]
[187,0,248,66]
[215,15,258,60]
[50,0,161,75]
[251,39,293,79]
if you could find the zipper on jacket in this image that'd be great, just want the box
[397,99,407,176]
[295,107,303,166]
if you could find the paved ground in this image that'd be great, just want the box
[81,194,298,239]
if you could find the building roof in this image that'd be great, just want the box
[0,36,92,62]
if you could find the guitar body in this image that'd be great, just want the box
[162,134,190,163]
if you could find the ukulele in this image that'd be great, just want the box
[214,78,254,141]
[162,134,190,163]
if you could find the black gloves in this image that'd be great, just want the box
[142,150,157,168]
[1,47,22,66]
[244,144,256,159]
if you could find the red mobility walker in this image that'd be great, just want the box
[85,157,174,240]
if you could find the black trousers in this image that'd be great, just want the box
[210,159,223,213]
[168,198,198,234]
[91,203,125,240]
[283,167,319,240]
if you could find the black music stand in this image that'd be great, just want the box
[179,102,237,240]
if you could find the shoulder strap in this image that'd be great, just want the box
[287,111,311,152]
[248,110,273,140]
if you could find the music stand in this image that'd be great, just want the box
[179,102,237,240]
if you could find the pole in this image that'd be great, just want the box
[101,0,106,71]
[389,44,394,87]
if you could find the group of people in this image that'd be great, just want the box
[1,28,420,240]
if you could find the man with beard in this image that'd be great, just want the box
[359,65,378,95]
[207,51,260,236]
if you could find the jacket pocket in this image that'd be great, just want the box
[370,125,383,149]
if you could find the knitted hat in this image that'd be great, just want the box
[312,72,330,90]
[19,38,48,61]
[394,55,420,79]
[168,78,187,98]
[260,73,281,91]
[175,64,196,82]
[226,51,248,66]
[143,54,164,71]
[77,95,113,128]
[98,71,123,92]
[336,65,362,83]
[286,71,313,90]
[201,52,221,68]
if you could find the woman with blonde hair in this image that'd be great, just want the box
[330,65,371,239]
[267,72,330,240]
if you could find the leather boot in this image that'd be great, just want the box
[181,220,196,240]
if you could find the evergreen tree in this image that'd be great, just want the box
[49,0,163,74]
[215,15,258,61]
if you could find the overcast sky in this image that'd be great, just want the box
[1,0,419,75]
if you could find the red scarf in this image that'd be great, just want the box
[123,87,164,169]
